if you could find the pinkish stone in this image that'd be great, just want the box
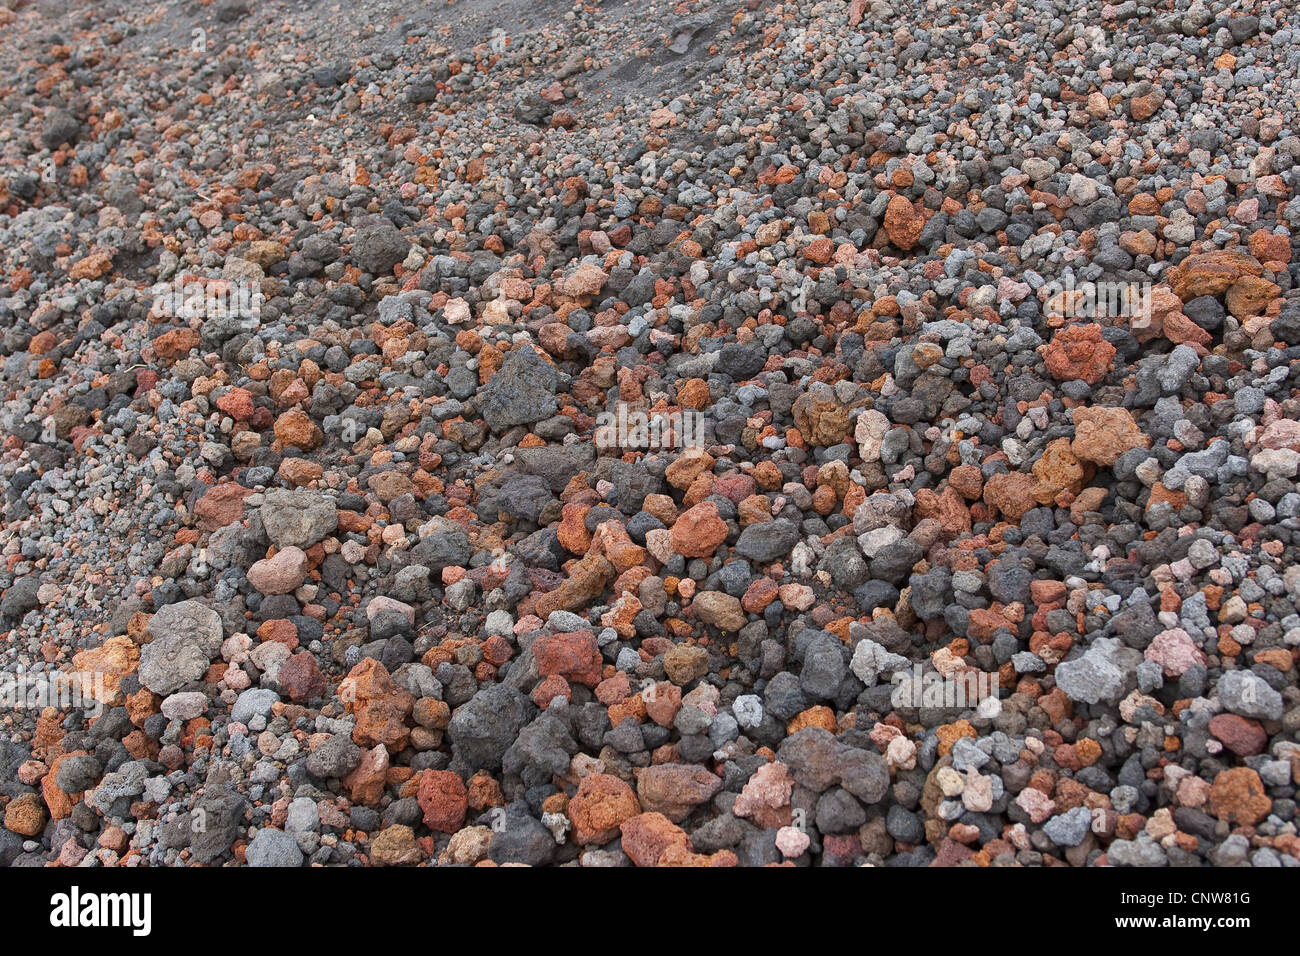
[1258,418,1300,451]
[712,473,758,504]
[777,583,815,611]
[1144,628,1206,677]
[775,825,810,858]
[247,546,309,595]
[514,614,544,635]
[366,595,415,626]
[733,761,795,828]
[1015,787,1056,824]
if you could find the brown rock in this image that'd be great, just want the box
[677,378,711,410]
[278,457,323,486]
[641,494,678,525]
[279,651,325,702]
[1031,579,1067,604]
[1208,714,1267,757]
[1146,481,1187,513]
[534,554,614,619]
[247,545,309,595]
[1161,309,1213,349]
[559,263,608,297]
[1128,88,1165,121]
[417,769,468,833]
[936,719,977,756]
[1042,325,1116,385]
[370,824,426,865]
[339,658,414,752]
[691,591,745,632]
[98,826,129,852]
[914,486,969,537]
[344,744,390,806]
[1071,406,1150,466]
[788,705,837,734]
[153,327,200,360]
[1248,230,1291,264]
[1209,767,1270,826]
[273,408,323,450]
[982,471,1036,523]
[635,763,723,822]
[737,495,772,526]
[883,194,924,250]
[231,430,261,460]
[1119,229,1157,256]
[1168,249,1262,300]
[664,447,715,491]
[741,577,779,613]
[804,236,833,264]
[4,793,45,837]
[216,387,255,420]
[467,771,504,812]
[1070,486,1108,523]
[533,630,604,688]
[245,241,286,268]
[368,470,415,503]
[793,383,853,446]
[69,251,114,280]
[258,618,298,647]
[644,681,682,727]
[600,592,642,639]
[663,644,709,686]
[949,464,984,500]
[556,500,592,554]
[1224,275,1280,320]
[568,773,641,845]
[42,751,83,819]
[413,696,451,730]
[619,812,693,866]
[1031,439,1092,504]
[194,482,253,531]
[591,521,647,573]
[71,636,139,706]
[670,501,729,558]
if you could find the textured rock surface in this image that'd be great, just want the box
[0,0,1297,873]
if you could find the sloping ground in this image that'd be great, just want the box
[0,0,1298,868]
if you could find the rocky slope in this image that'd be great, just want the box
[0,0,1298,867]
